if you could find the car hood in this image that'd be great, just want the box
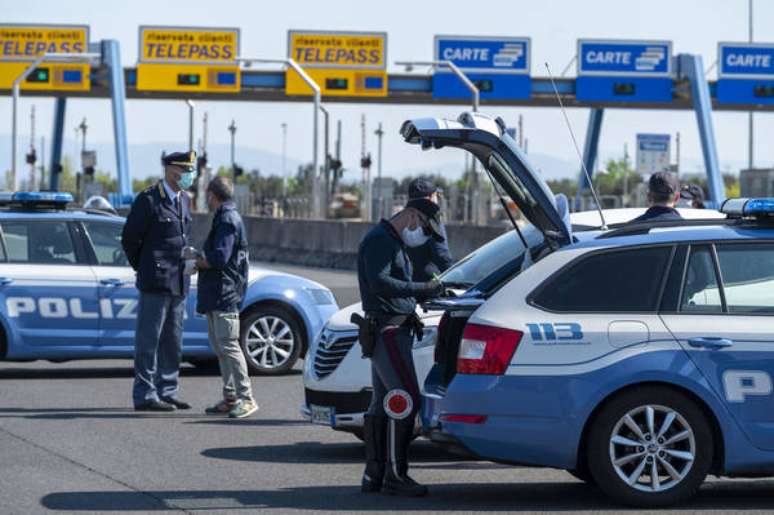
[400,112,571,247]
[246,265,328,291]
[326,302,440,332]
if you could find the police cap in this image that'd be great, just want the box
[408,178,438,200]
[406,198,444,242]
[162,151,197,171]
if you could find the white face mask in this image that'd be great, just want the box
[402,226,431,247]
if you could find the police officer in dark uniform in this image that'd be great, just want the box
[357,197,445,497]
[630,171,684,223]
[121,151,197,411]
[405,178,453,282]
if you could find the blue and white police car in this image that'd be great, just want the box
[400,113,774,506]
[0,192,338,374]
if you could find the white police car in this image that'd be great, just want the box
[399,112,774,507]
[0,192,338,374]
[302,208,723,438]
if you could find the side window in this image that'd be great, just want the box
[82,222,128,267]
[531,246,672,312]
[680,245,722,313]
[716,243,774,314]
[0,221,76,264]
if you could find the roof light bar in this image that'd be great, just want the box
[720,197,774,218]
[0,191,74,208]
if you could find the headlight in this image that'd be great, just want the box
[413,326,438,349]
[306,288,335,305]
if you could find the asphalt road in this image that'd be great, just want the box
[3,359,774,514]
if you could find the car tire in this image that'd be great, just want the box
[586,386,713,507]
[240,306,303,375]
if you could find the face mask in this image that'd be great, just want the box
[402,226,430,248]
[177,170,196,190]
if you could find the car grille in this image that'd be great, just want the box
[313,329,358,379]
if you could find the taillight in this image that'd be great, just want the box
[457,323,522,375]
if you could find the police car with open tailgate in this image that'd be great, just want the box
[395,112,774,507]
[0,192,338,374]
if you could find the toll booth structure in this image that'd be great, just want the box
[6,40,132,208]
[575,53,725,210]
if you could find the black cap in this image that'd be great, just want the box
[162,151,197,170]
[406,198,444,242]
[649,171,679,196]
[408,178,438,200]
[680,183,705,202]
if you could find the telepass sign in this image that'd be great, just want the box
[136,26,240,93]
[286,30,388,97]
[0,23,90,91]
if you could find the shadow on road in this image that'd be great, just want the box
[39,480,774,512]
[0,364,301,380]
[201,440,495,468]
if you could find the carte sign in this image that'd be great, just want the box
[136,26,240,94]
[719,42,774,79]
[434,35,529,73]
[576,39,673,103]
[138,26,239,65]
[716,42,774,104]
[288,30,386,69]
[432,35,531,101]
[0,24,90,91]
[578,39,672,77]
[286,30,388,97]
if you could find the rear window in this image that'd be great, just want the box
[716,243,774,314]
[531,246,672,312]
[0,221,76,264]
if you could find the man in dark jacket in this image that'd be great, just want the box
[195,176,256,419]
[357,197,445,497]
[405,179,453,281]
[121,151,196,411]
[630,171,684,223]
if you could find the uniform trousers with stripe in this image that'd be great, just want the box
[367,325,420,420]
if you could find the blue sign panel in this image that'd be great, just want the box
[432,35,531,101]
[576,39,673,103]
[717,42,774,105]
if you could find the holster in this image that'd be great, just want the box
[351,313,378,358]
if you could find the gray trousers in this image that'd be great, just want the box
[207,311,253,402]
[133,292,185,406]
[367,326,420,419]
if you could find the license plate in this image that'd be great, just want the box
[310,404,335,426]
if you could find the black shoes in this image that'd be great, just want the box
[382,473,429,497]
[134,399,175,412]
[361,415,387,493]
[160,397,192,410]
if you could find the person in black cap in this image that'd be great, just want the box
[680,183,706,209]
[121,150,197,411]
[357,197,445,497]
[630,171,684,223]
[405,178,453,282]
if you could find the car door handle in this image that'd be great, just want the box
[0,277,13,286]
[100,278,125,287]
[688,337,734,349]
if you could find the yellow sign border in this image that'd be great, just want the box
[0,23,90,62]
[138,25,240,65]
[287,30,387,70]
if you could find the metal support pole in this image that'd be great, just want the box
[185,100,195,151]
[239,57,322,218]
[50,97,66,191]
[281,122,287,197]
[320,105,330,219]
[101,40,131,205]
[574,108,604,211]
[375,123,384,219]
[679,53,724,208]
[748,0,754,170]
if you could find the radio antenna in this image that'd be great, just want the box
[545,62,607,230]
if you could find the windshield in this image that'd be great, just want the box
[440,224,545,288]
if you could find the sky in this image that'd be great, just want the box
[1,0,774,183]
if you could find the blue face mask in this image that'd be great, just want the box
[177,170,196,190]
